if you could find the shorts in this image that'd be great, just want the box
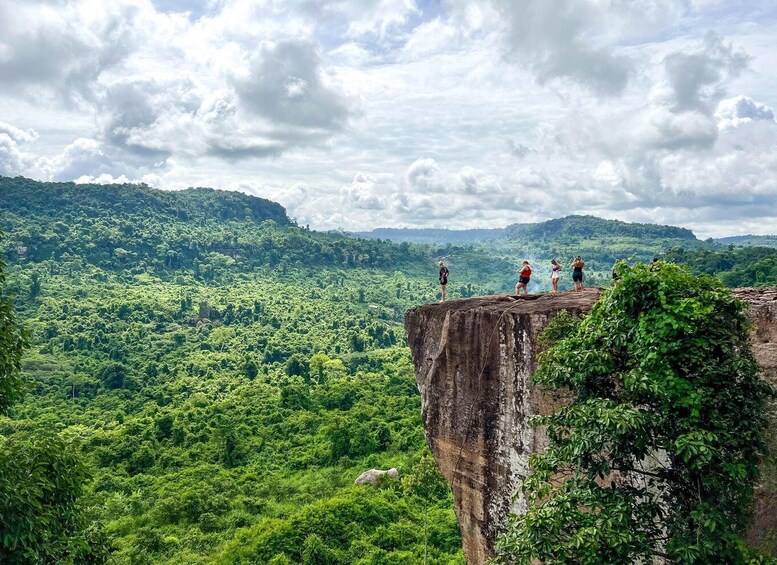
[551,273,560,280]
[518,276,530,285]
[572,272,583,282]
[440,278,447,286]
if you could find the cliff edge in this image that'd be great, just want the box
[405,288,777,564]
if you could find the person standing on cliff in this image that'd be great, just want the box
[571,256,585,291]
[439,260,449,302]
[515,261,532,295]
[550,259,562,293]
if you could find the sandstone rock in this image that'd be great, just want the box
[405,288,777,564]
[354,467,399,485]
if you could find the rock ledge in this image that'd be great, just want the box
[405,288,777,564]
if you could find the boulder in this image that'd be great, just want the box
[354,467,399,485]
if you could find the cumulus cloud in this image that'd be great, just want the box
[506,140,533,159]
[0,0,159,104]
[0,0,357,168]
[1,0,777,237]
[406,158,445,193]
[633,107,718,151]
[0,135,28,177]
[0,122,37,176]
[0,123,37,145]
[234,40,355,131]
[490,0,634,94]
[716,96,775,130]
[45,138,119,181]
[339,172,398,210]
[661,33,749,114]
[512,167,549,189]
[327,0,419,39]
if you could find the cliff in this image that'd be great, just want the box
[405,288,777,564]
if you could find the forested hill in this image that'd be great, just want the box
[503,215,696,241]
[357,215,698,244]
[0,176,432,273]
[715,235,777,248]
[0,175,290,225]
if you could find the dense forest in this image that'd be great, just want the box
[1,177,480,563]
[1,176,777,564]
[665,246,777,288]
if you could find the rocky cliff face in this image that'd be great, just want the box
[405,288,777,564]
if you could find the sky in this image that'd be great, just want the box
[1,0,777,237]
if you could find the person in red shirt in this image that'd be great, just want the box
[515,260,532,295]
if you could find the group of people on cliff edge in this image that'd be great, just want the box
[437,256,586,302]
[514,256,586,296]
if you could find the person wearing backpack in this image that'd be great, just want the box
[515,261,532,295]
[439,260,449,302]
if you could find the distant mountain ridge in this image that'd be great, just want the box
[715,235,777,248]
[354,227,503,244]
[356,215,698,244]
[0,175,291,225]
[0,176,431,273]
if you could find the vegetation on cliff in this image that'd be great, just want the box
[496,262,774,564]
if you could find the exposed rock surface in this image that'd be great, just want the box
[354,468,399,485]
[405,288,777,564]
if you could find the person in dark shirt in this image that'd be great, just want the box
[571,256,585,291]
[439,260,449,302]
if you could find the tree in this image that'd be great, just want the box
[285,354,310,381]
[402,454,450,565]
[97,361,129,389]
[496,262,774,564]
[241,358,260,380]
[323,415,353,462]
[0,250,27,414]
[0,431,108,563]
[0,240,106,562]
[301,534,340,564]
[309,353,346,384]
[65,372,99,399]
[29,272,41,299]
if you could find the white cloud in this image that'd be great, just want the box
[406,157,445,193]
[488,0,635,94]
[0,123,38,145]
[0,134,27,177]
[234,40,355,131]
[716,95,775,130]
[331,0,419,39]
[1,0,777,236]
[0,122,37,176]
[661,32,749,113]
